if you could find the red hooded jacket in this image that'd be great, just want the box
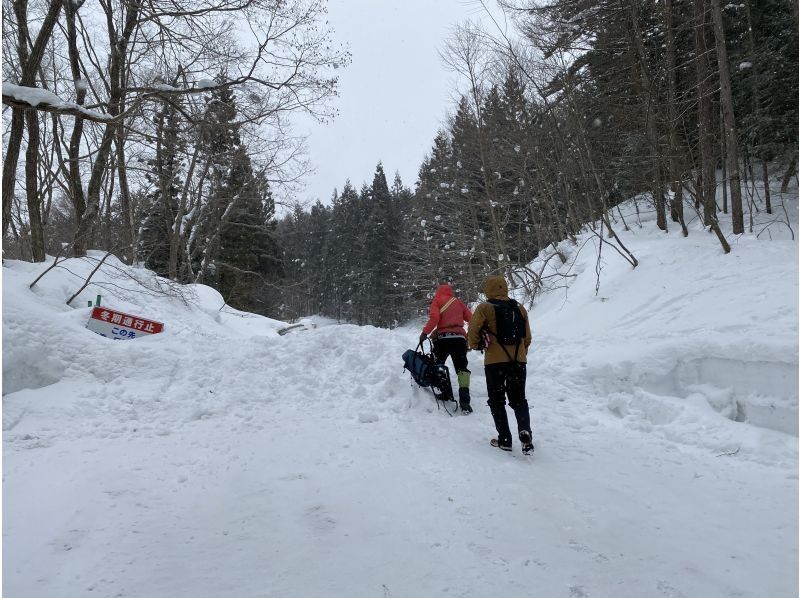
[422,284,472,338]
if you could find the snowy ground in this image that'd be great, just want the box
[3,183,798,597]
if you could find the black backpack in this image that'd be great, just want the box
[488,299,526,347]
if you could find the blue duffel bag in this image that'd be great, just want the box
[402,344,454,410]
[402,348,439,388]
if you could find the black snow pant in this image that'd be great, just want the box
[485,362,530,447]
[433,336,469,401]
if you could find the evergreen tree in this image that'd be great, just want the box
[362,163,398,327]
[191,82,283,312]
[216,149,282,312]
[140,102,185,277]
[191,80,243,282]
[328,180,363,322]
[450,95,491,290]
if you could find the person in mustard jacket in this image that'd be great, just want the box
[467,275,534,453]
[419,283,473,413]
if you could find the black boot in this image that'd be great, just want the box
[488,402,512,448]
[509,398,531,436]
[519,430,534,455]
[491,438,512,451]
[458,387,472,413]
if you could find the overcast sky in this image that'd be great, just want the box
[295,0,499,205]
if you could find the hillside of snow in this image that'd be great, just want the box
[3,183,798,597]
[525,196,799,462]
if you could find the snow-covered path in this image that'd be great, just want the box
[3,319,797,597]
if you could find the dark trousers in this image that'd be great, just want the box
[485,363,530,445]
[433,336,469,400]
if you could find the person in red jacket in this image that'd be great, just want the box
[419,284,473,413]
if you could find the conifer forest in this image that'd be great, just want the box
[3,0,797,324]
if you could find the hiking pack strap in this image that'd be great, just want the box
[439,297,457,314]
[485,328,521,364]
[416,338,434,353]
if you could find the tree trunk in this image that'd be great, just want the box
[169,144,203,280]
[2,0,63,240]
[3,110,26,239]
[63,0,88,253]
[103,150,117,250]
[720,108,728,214]
[671,182,688,237]
[73,1,139,256]
[694,0,717,227]
[25,110,45,261]
[709,218,732,253]
[781,152,797,192]
[710,0,744,234]
[116,134,135,262]
[741,0,772,215]
[665,0,687,235]
[761,159,772,214]
[114,30,136,264]
[628,0,667,232]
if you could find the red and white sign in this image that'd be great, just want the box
[86,307,165,340]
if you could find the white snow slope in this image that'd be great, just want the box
[3,185,798,598]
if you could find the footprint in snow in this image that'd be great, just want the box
[467,542,492,557]
[568,539,610,563]
[656,581,687,598]
[304,504,336,533]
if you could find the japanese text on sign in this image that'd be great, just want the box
[86,306,165,340]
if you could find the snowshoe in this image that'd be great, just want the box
[490,438,512,452]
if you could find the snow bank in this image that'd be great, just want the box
[2,254,288,430]
[2,253,420,449]
[521,179,798,464]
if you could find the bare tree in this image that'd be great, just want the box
[3,0,349,266]
[2,0,63,259]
